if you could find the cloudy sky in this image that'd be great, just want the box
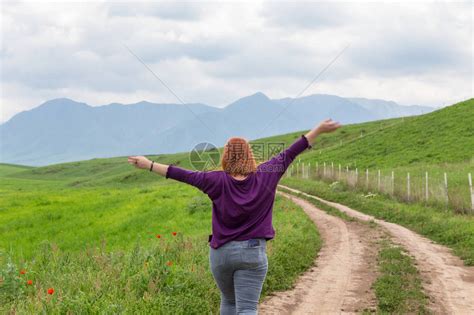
[1,0,472,123]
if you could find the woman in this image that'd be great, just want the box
[127,119,340,314]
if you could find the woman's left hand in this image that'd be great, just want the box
[127,156,151,170]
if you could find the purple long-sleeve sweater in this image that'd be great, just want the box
[165,134,311,249]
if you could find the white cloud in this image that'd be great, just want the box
[0,0,472,123]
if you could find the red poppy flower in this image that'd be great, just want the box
[156,234,161,239]
[27,279,33,285]
[166,261,173,267]
[172,232,177,236]
[47,288,54,295]
[20,269,26,275]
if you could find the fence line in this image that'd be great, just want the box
[288,161,473,213]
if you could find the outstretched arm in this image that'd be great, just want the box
[260,118,341,176]
[127,157,221,198]
[127,156,168,176]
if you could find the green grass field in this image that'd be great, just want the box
[0,160,321,313]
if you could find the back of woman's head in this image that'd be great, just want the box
[221,137,257,176]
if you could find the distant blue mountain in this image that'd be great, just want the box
[0,93,435,166]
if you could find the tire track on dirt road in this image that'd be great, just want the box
[260,191,384,314]
[278,185,474,314]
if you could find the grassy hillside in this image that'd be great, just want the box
[0,163,34,176]
[258,99,474,211]
[258,98,473,168]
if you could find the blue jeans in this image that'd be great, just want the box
[209,238,268,315]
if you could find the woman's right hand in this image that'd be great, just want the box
[316,118,341,134]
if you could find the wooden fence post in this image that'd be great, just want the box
[378,169,381,191]
[296,162,299,177]
[469,173,474,212]
[308,163,311,179]
[391,171,394,196]
[331,162,334,178]
[323,162,326,177]
[355,168,358,185]
[444,172,448,206]
[338,164,341,180]
[366,169,369,189]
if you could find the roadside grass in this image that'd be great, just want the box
[281,177,474,266]
[372,240,428,314]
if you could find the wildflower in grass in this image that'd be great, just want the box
[363,192,377,198]
[172,231,177,236]
[20,269,26,275]
[27,279,33,285]
[166,261,173,267]
[47,288,54,295]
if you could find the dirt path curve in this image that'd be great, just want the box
[278,185,474,314]
[260,191,383,314]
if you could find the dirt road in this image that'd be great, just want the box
[268,185,474,314]
[260,191,384,314]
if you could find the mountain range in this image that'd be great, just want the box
[0,92,435,166]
